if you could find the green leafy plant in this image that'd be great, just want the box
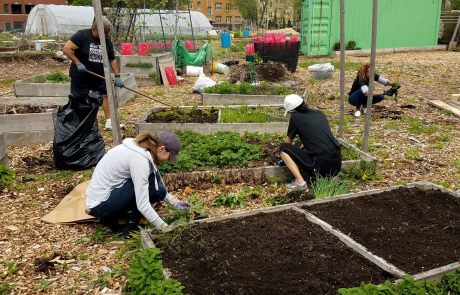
[233,31,242,38]
[341,146,359,161]
[90,228,107,244]
[338,271,460,294]
[1,261,17,279]
[220,106,287,123]
[212,193,246,209]
[338,161,380,184]
[128,248,184,295]
[125,62,153,68]
[0,165,16,189]
[159,131,263,173]
[46,71,70,83]
[405,117,437,135]
[346,40,357,50]
[35,278,52,291]
[311,175,350,199]
[203,81,293,95]
[163,194,207,224]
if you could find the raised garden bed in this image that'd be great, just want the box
[136,105,289,135]
[147,209,394,294]
[0,133,7,166]
[142,182,460,293]
[118,53,171,87]
[13,73,137,106]
[304,182,460,277]
[0,104,57,145]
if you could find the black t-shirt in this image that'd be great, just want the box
[287,109,340,155]
[69,29,115,79]
[349,73,380,95]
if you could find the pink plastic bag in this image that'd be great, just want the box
[138,42,149,56]
[289,36,299,43]
[185,40,194,51]
[245,44,254,56]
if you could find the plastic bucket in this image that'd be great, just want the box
[186,65,204,76]
[220,32,231,48]
[243,27,250,37]
[212,62,229,74]
[35,41,42,51]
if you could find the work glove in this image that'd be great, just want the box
[76,63,87,73]
[114,75,124,88]
[175,200,191,212]
[152,217,169,232]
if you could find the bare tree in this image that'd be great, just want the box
[258,0,270,27]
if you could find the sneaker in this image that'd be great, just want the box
[362,107,367,114]
[285,180,307,190]
[276,159,286,167]
[354,110,361,117]
[105,119,125,130]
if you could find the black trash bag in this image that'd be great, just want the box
[53,91,105,170]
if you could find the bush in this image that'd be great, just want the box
[346,40,357,50]
[128,248,184,295]
[45,71,70,83]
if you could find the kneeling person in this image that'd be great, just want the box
[86,132,190,233]
[280,94,342,190]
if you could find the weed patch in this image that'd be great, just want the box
[33,71,69,83]
[213,193,246,209]
[311,175,350,199]
[0,165,16,189]
[404,149,421,160]
[203,81,293,95]
[405,117,437,135]
[338,161,380,184]
[220,106,287,123]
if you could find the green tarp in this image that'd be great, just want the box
[174,40,211,69]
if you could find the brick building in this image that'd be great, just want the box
[0,0,67,32]
[187,0,243,30]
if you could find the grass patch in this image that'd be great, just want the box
[33,71,70,83]
[220,106,287,123]
[405,117,437,135]
[404,149,421,160]
[125,62,153,68]
[452,158,460,172]
[203,81,293,95]
[311,175,350,199]
[435,133,451,142]
[0,78,16,86]
[0,165,16,189]
[341,146,359,161]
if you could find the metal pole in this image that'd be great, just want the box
[338,0,345,138]
[173,0,179,41]
[142,0,146,42]
[363,0,378,152]
[448,14,460,51]
[91,0,122,145]
[187,3,196,51]
[158,9,167,50]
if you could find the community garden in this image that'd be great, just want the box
[0,35,459,294]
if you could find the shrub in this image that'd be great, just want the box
[346,40,357,50]
[45,71,70,83]
[128,248,184,295]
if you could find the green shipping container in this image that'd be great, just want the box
[301,0,442,56]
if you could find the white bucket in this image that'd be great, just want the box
[35,41,42,51]
[186,65,204,76]
[213,62,229,74]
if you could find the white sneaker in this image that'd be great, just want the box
[362,107,367,114]
[285,180,308,191]
[354,110,361,117]
[104,119,125,130]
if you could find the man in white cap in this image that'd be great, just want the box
[280,94,342,190]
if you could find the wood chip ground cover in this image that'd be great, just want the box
[0,50,459,293]
[306,187,460,274]
[153,210,394,295]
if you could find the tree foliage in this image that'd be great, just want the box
[232,0,258,24]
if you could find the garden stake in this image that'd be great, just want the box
[85,69,175,107]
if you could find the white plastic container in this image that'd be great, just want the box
[186,65,204,76]
[308,63,334,80]
[35,41,42,51]
[212,62,229,74]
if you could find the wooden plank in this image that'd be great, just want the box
[0,113,55,132]
[158,58,175,87]
[292,207,407,278]
[412,262,460,281]
[4,130,54,145]
[0,133,7,167]
[428,100,460,118]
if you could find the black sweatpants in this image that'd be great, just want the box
[280,143,342,177]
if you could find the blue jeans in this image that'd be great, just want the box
[89,171,166,230]
[348,90,384,109]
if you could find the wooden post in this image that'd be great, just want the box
[338,0,345,139]
[363,0,378,152]
[92,0,122,145]
[448,14,460,51]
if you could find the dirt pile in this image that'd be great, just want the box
[229,62,289,83]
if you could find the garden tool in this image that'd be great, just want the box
[85,69,175,107]
[384,84,401,100]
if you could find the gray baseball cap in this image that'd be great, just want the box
[157,132,181,165]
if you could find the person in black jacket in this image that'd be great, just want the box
[280,94,342,190]
[63,18,123,130]
[348,62,397,117]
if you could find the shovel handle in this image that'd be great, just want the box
[85,70,175,107]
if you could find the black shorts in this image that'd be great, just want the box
[70,77,107,98]
[280,143,342,177]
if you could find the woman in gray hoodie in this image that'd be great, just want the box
[86,131,190,234]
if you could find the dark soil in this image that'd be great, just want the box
[154,210,393,295]
[0,105,56,115]
[229,62,290,83]
[146,108,219,123]
[268,190,314,205]
[306,187,460,274]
